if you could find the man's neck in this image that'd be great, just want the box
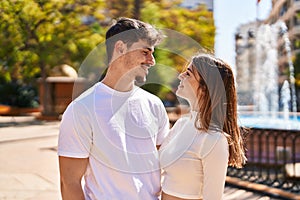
[101,73,134,92]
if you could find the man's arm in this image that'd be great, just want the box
[59,156,89,200]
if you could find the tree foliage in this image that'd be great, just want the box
[140,1,215,97]
[0,0,106,84]
[0,0,215,106]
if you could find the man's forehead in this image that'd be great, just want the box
[129,40,154,51]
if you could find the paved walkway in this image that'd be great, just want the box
[0,116,60,200]
[0,115,283,200]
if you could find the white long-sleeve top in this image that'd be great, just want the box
[159,112,229,200]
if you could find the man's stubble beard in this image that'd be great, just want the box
[135,75,146,86]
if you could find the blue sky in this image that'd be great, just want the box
[214,0,272,69]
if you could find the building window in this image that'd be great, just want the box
[280,3,288,16]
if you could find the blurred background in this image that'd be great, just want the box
[0,0,215,118]
[3,1,300,199]
[1,0,299,118]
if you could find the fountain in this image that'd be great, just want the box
[281,80,291,121]
[235,21,300,130]
[280,22,298,115]
[229,22,300,194]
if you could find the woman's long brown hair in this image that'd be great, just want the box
[192,54,247,168]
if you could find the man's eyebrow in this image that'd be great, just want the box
[143,46,154,52]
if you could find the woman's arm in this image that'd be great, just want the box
[202,136,229,200]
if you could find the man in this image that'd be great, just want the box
[58,17,169,200]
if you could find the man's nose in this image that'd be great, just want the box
[146,54,155,66]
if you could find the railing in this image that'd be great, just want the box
[227,127,300,194]
[166,107,300,196]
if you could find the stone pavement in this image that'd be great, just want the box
[0,116,60,200]
[0,115,283,200]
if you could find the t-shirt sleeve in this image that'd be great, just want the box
[200,134,229,200]
[57,101,93,158]
[156,102,170,146]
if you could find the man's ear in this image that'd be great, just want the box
[115,40,126,54]
[110,40,126,63]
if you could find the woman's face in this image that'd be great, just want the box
[176,63,201,103]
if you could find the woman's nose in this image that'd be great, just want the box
[178,72,185,80]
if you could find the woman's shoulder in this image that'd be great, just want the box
[174,112,192,122]
[160,113,194,147]
[196,130,228,158]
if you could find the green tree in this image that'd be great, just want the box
[140,0,215,99]
[0,0,215,108]
[106,0,134,18]
[0,0,106,83]
[0,0,106,109]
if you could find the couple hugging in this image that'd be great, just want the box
[58,17,246,200]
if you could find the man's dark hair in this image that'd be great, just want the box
[105,17,163,63]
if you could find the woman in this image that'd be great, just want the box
[159,54,247,200]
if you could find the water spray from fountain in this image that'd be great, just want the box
[236,21,297,119]
[281,80,291,120]
[279,22,298,119]
[254,23,279,117]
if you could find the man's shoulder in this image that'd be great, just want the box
[65,83,97,113]
[74,83,97,102]
[134,87,161,101]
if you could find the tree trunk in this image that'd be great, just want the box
[134,0,141,19]
[40,62,54,116]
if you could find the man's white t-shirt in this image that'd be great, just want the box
[58,82,169,200]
